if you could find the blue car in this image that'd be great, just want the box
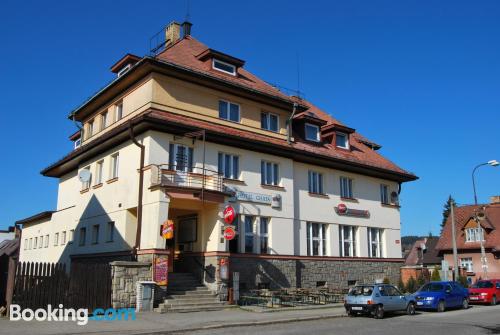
[414,281,469,312]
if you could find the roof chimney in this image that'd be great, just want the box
[165,21,181,47]
[491,196,500,204]
[182,21,192,37]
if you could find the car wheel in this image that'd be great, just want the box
[374,305,384,319]
[462,298,469,309]
[437,300,445,313]
[491,296,497,306]
[407,302,416,315]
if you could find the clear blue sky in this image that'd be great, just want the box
[0,0,498,236]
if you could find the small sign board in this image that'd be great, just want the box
[335,204,370,218]
[154,257,168,286]
[161,220,175,239]
[223,226,236,240]
[223,206,236,224]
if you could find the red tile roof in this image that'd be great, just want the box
[436,203,500,251]
[405,237,441,265]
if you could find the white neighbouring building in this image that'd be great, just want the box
[18,21,417,293]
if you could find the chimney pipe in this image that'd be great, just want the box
[182,21,192,37]
[165,21,181,48]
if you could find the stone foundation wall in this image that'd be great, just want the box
[110,261,152,309]
[183,254,403,292]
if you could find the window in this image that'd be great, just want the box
[305,123,320,142]
[54,232,59,246]
[340,177,353,198]
[461,257,473,272]
[115,103,123,121]
[308,171,324,194]
[336,132,349,149]
[87,120,94,138]
[218,100,240,122]
[218,153,239,179]
[244,216,254,253]
[380,184,389,204]
[117,64,131,77]
[110,153,119,179]
[74,138,81,149]
[69,229,74,243]
[368,228,383,258]
[92,224,99,244]
[213,59,236,75]
[261,112,279,132]
[95,160,104,185]
[39,236,43,248]
[465,227,484,242]
[33,237,37,249]
[79,227,86,246]
[29,238,32,249]
[24,239,27,250]
[168,144,193,172]
[340,225,356,257]
[61,231,66,245]
[107,222,115,242]
[100,112,108,131]
[261,161,279,186]
[260,217,269,254]
[307,222,327,256]
[228,215,240,253]
[81,166,91,190]
[44,235,49,248]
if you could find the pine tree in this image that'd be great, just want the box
[398,277,406,293]
[431,268,441,281]
[406,276,417,293]
[441,195,455,232]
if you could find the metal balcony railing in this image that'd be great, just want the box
[150,164,224,193]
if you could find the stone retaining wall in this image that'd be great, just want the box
[110,261,152,309]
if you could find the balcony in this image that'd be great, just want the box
[150,164,225,197]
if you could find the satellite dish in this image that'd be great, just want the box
[78,169,91,183]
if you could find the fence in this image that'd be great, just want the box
[13,262,111,312]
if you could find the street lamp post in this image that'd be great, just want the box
[471,159,499,279]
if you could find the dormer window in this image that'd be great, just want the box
[336,132,349,149]
[213,59,236,76]
[117,64,131,77]
[305,123,320,142]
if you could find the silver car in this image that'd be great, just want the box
[344,284,416,319]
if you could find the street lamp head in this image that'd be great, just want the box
[488,160,499,167]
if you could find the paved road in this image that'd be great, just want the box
[186,305,500,335]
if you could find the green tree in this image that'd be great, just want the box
[458,275,469,288]
[398,277,406,293]
[431,268,441,281]
[441,196,455,232]
[417,273,426,287]
[406,276,417,293]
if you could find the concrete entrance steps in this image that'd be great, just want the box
[155,272,234,313]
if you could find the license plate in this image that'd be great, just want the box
[351,306,363,310]
[470,296,478,300]
[417,302,423,306]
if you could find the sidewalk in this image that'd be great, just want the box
[0,304,345,335]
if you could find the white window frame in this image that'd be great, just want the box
[212,58,236,76]
[87,119,94,138]
[460,257,473,272]
[54,233,59,246]
[29,238,32,249]
[308,171,324,194]
[261,112,279,132]
[218,100,240,123]
[336,132,349,149]
[115,103,123,121]
[33,237,37,249]
[61,231,66,245]
[305,123,320,142]
[81,166,91,190]
[261,160,279,186]
[100,112,108,131]
[117,64,132,77]
[69,229,74,244]
[95,160,104,185]
[38,236,43,248]
[218,152,240,179]
[340,176,354,199]
[45,235,49,248]
[110,153,119,179]
[465,227,484,242]
[307,222,328,256]
[340,225,356,257]
[380,184,389,204]
[24,239,27,250]
[368,228,383,258]
[74,138,81,149]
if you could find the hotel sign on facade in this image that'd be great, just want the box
[228,190,282,208]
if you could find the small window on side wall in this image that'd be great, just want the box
[336,132,349,149]
[305,123,320,142]
[218,100,240,122]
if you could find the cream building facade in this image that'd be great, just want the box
[18,21,417,290]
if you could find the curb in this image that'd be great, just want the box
[138,312,346,335]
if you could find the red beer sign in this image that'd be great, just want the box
[223,206,236,224]
[223,226,236,240]
[337,203,348,214]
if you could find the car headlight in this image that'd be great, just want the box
[425,297,434,301]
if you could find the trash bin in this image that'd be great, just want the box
[136,281,156,312]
